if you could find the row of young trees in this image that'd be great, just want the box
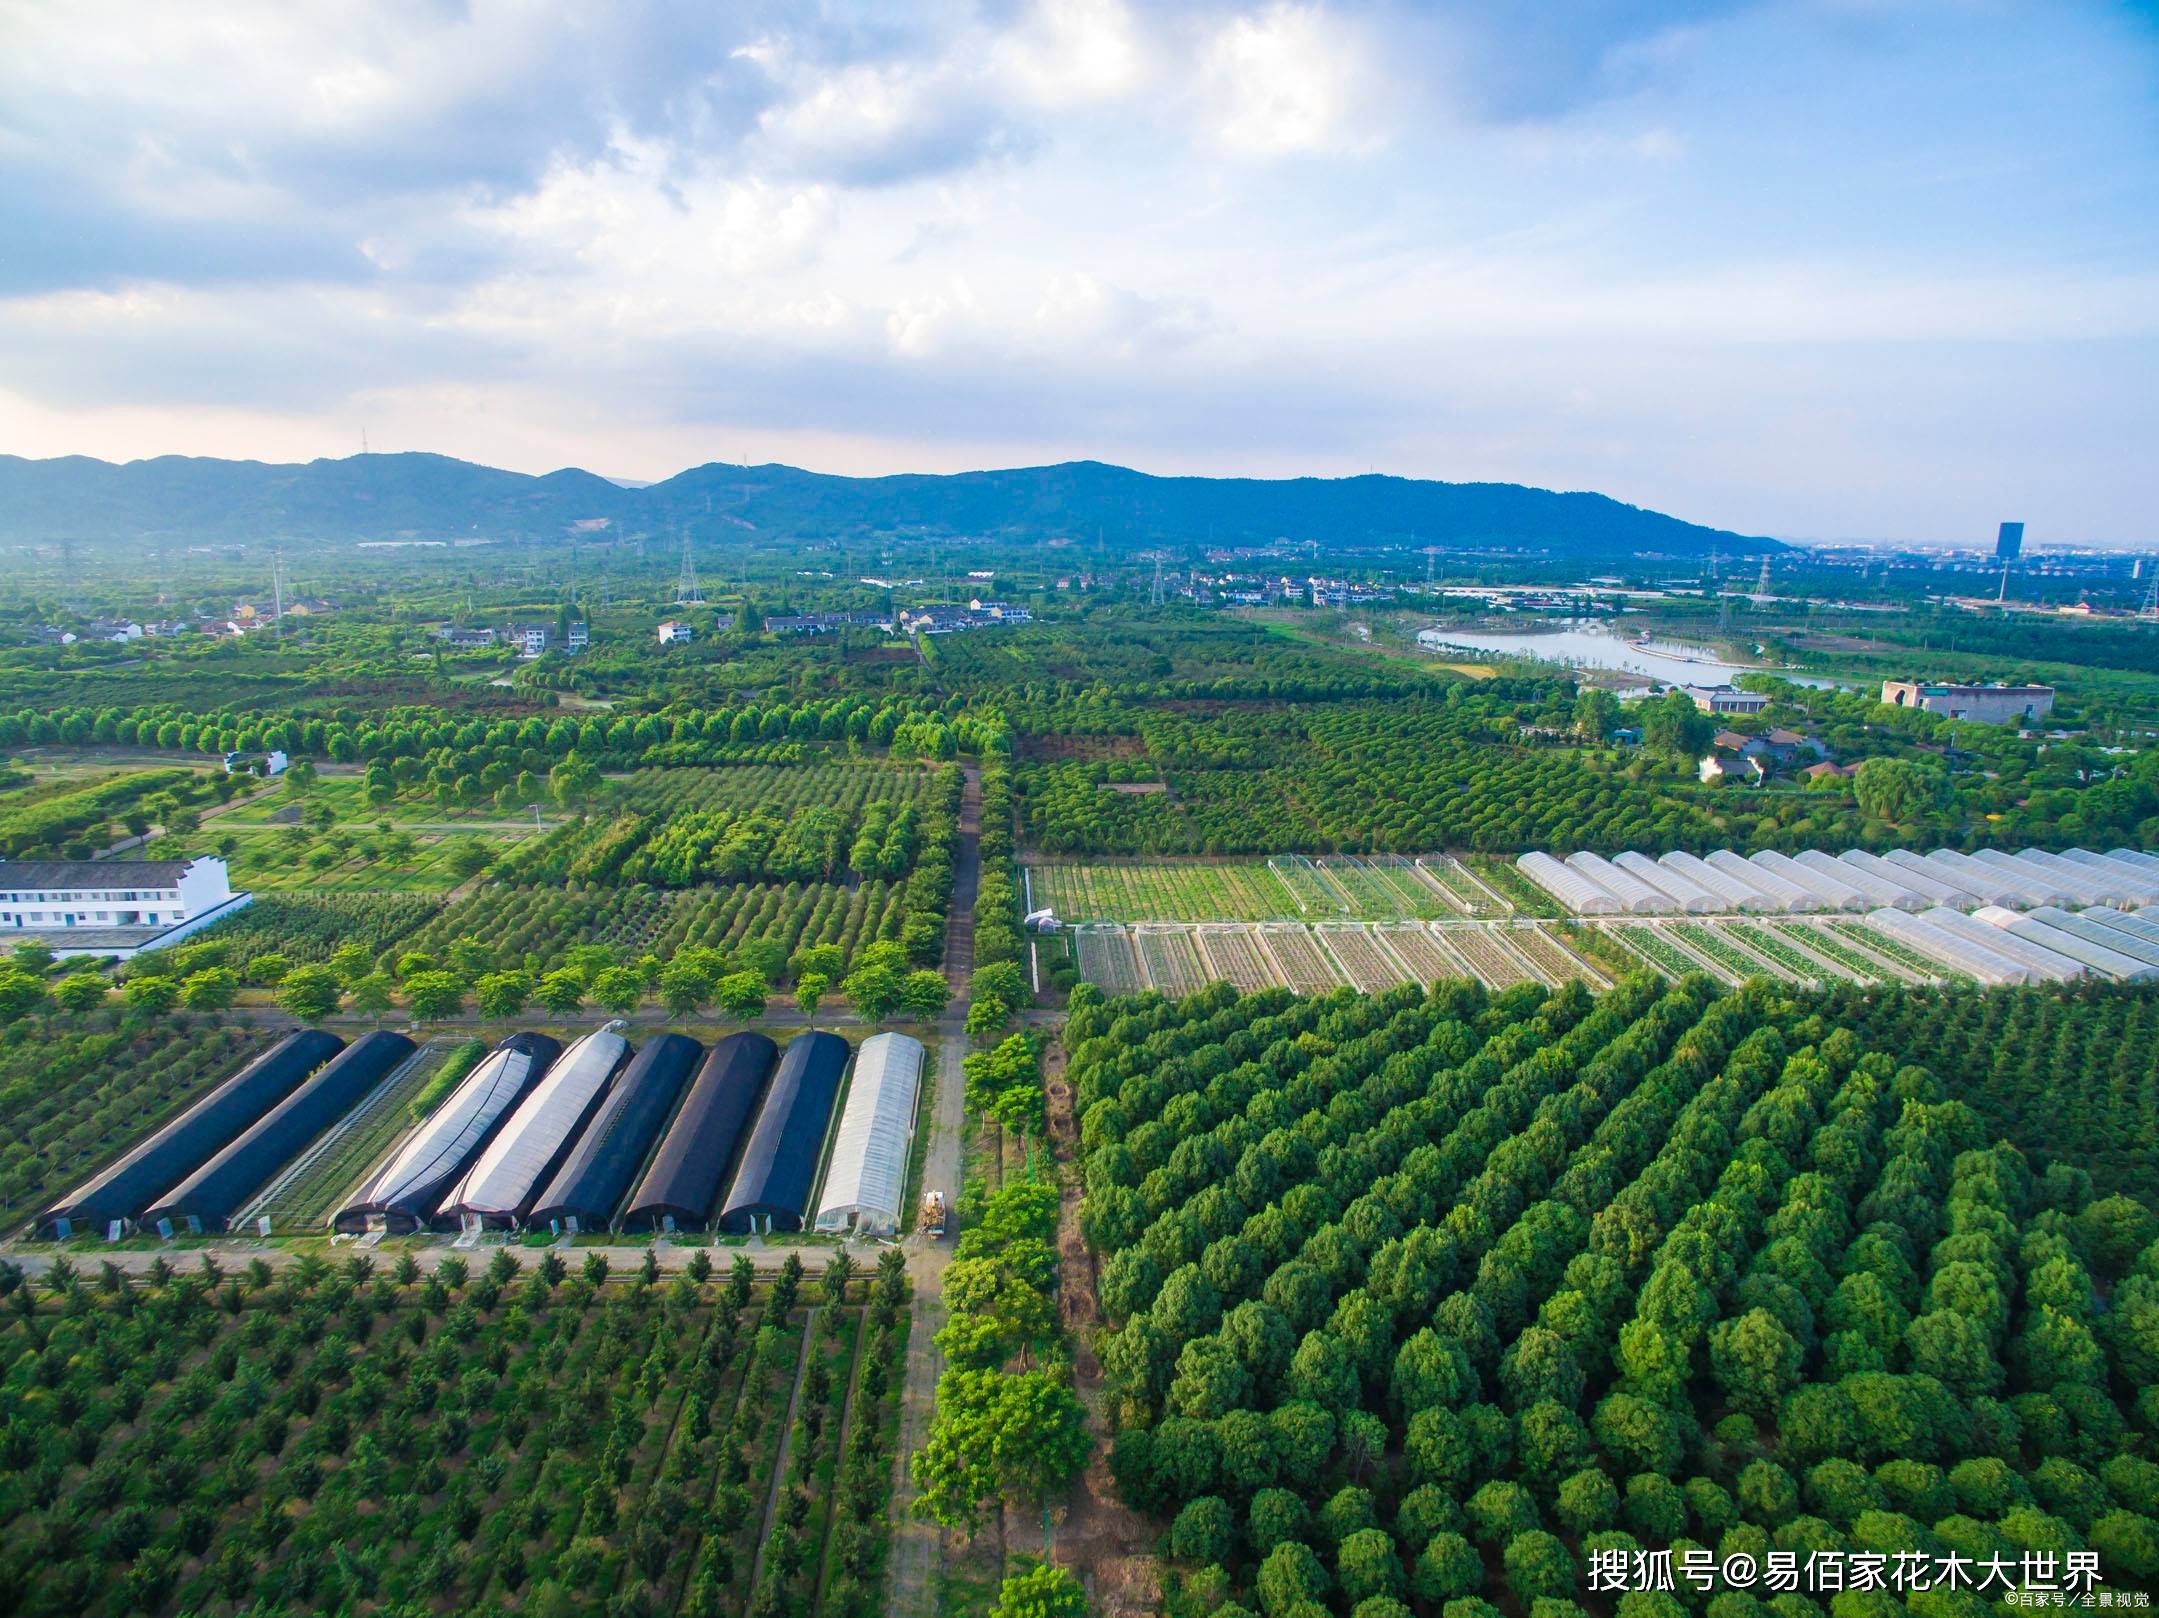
[0,1241,909,1617]
[909,1173,1090,1535]
[1067,971,2159,1613]
[0,692,992,772]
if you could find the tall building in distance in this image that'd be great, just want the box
[1995,521,2026,560]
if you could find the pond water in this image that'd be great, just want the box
[1418,619,1834,690]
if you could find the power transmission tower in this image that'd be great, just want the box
[271,548,286,636]
[1151,553,1164,606]
[1756,555,1770,595]
[675,530,704,604]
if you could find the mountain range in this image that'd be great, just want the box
[0,452,1778,558]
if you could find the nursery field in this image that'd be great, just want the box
[1067,922,1608,995]
[1074,973,2159,1610]
[198,880,911,984]
[0,1020,272,1233]
[0,1250,911,1618]
[1028,853,1507,924]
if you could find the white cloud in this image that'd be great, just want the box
[1202,4,1387,157]
[998,0,1153,109]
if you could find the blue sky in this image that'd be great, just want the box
[1,0,2153,543]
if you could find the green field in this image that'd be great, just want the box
[1028,853,1505,922]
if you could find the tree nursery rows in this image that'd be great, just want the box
[1070,972,2159,1613]
[0,1247,910,1618]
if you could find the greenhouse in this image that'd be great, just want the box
[1966,848,2076,907]
[2105,846,2159,877]
[334,1032,561,1234]
[1976,906,2157,981]
[2006,847,2130,907]
[1660,850,1776,913]
[2029,906,2159,969]
[719,1030,850,1234]
[38,1029,343,1239]
[528,1033,702,1233]
[813,1032,925,1236]
[1566,851,1674,914]
[1752,849,1869,912]
[2081,902,2159,954]
[441,1027,631,1230]
[622,1033,778,1232]
[1613,851,1719,914]
[1872,849,1985,907]
[1925,905,2083,981]
[140,1030,415,1235]
[1515,851,1617,914]
[2060,847,2159,904]
[1864,907,2039,987]
[1706,849,1819,913]
[1817,850,1928,910]
[1911,847,2045,908]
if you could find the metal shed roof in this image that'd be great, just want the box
[442,1027,629,1228]
[528,1033,701,1232]
[333,1033,560,1234]
[814,1033,925,1236]
[141,1030,413,1234]
[38,1029,342,1238]
[719,1030,849,1234]
[622,1033,777,1232]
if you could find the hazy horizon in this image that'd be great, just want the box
[3,2,2154,545]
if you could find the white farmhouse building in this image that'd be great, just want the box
[0,857,251,958]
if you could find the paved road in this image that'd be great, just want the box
[884,764,980,1618]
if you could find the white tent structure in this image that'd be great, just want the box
[2007,908,2159,978]
[1926,907,2083,981]
[2081,906,2159,955]
[1875,849,1991,907]
[814,1032,925,1236]
[1567,851,1674,915]
[2059,849,2159,905]
[1517,852,1618,914]
[1866,907,2040,986]
[1754,850,1869,912]
[1707,849,1819,913]
[1966,848,2076,907]
[1821,850,1929,911]
[1661,850,1777,913]
[1615,851,1719,914]
[2007,848,2129,907]
[442,1027,630,1229]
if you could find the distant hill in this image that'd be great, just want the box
[0,451,1778,557]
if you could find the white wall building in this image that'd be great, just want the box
[0,857,250,957]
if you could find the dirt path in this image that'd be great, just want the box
[884,764,980,1618]
[748,1306,822,1593]
[1042,1037,1159,1618]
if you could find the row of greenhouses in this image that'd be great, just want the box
[1518,843,2159,917]
[35,1023,925,1242]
